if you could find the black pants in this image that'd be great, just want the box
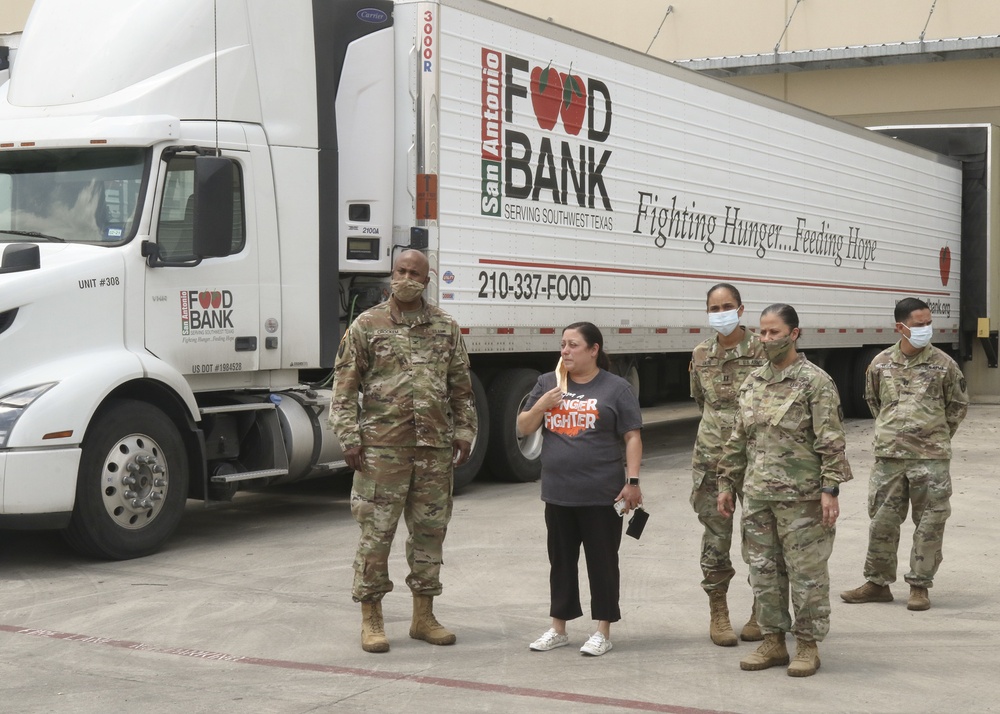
[545,503,623,622]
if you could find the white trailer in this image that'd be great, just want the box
[0,0,962,558]
[423,3,962,483]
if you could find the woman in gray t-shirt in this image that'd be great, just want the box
[517,321,643,657]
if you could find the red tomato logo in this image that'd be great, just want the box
[559,66,586,136]
[530,62,562,130]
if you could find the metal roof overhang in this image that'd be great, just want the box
[673,36,1000,77]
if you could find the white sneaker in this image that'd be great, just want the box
[580,631,613,656]
[529,628,570,651]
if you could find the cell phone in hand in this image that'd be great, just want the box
[626,508,649,539]
[614,498,627,517]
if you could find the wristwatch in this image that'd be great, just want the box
[627,477,640,487]
[820,486,840,497]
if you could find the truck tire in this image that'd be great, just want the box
[851,345,886,419]
[638,358,659,407]
[453,372,489,492]
[824,350,860,418]
[486,368,543,483]
[64,399,190,560]
[613,357,640,396]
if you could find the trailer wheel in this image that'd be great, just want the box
[453,372,489,492]
[613,357,640,396]
[824,350,861,418]
[851,346,886,419]
[638,358,659,407]
[486,368,542,483]
[64,399,189,560]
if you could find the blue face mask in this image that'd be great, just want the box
[708,309,740,336]
[905,324,933,348]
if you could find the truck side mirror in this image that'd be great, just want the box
[0,243,40,274]
[192,156,235,259]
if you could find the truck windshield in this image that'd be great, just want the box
[0,147,149,244]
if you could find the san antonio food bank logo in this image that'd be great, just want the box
[545,394,601,437]
[180,289,234,335]
[480,48,614,220]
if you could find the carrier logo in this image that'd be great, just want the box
[357,8,388,24]
[481,48,614,229]
[180,289,234,335]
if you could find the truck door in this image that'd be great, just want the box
[144,151,261,380]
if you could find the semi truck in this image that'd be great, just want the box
[0,0,962,559]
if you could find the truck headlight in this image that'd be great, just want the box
[0,383,57,448]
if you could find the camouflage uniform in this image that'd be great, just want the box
[328,297,477,603]
[718,354,853,642]
[862,342,968,589]
[689,328,767,593]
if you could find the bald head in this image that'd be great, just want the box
[392,248,430,274]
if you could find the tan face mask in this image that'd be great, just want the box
[391,277,426,303]
[763,335,795,363]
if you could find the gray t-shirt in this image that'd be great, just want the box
[523,369,643,507]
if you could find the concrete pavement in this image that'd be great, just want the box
[1,405,998,713]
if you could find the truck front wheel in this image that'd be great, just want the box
[64,399,190,560]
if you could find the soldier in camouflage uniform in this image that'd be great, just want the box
[718,304,852,677]
[690,283,768,647]
[328,249,477,653]
[841,297,968,612]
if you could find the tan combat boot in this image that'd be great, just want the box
[739,632,789,671]
[787,638,821,677]
[708,590,738,646]
[740,598,764,642]
[361,600,390,653]
[907,586,931,611]
[409,594,457,645]
[840,581,893,603]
